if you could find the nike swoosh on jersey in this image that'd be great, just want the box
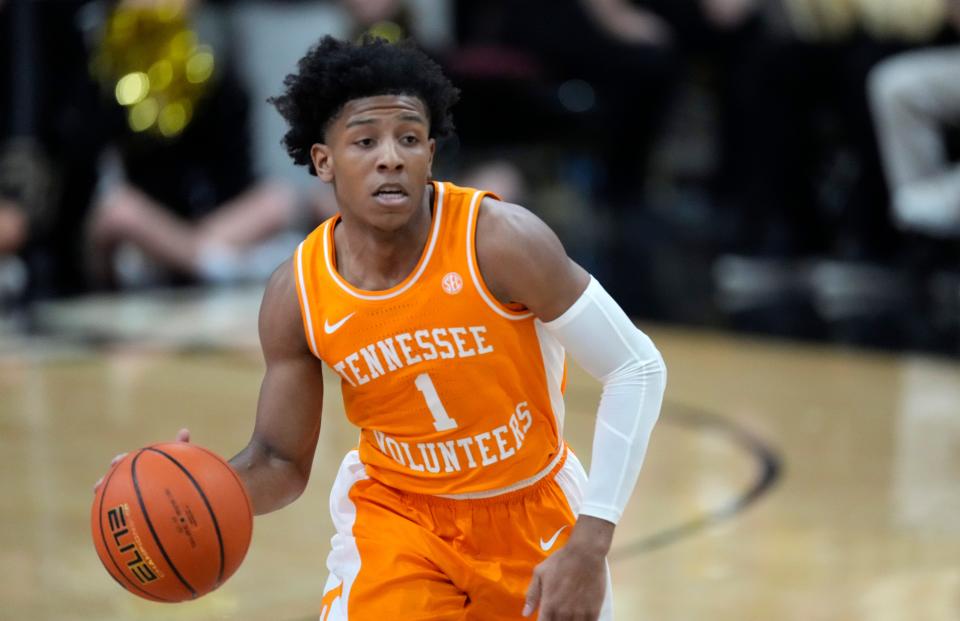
[324,312,356,334]
[539,525,568,552]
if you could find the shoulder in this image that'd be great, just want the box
[475,196,564,267]
[259,258,313,359]
[475,196,589,321]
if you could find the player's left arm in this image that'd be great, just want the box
[476,197,667,620]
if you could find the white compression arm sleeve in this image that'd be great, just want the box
[541,276,667,524]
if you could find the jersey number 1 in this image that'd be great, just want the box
[414,373,458,431]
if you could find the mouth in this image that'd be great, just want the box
[372,184,409,206]
[373,184,408,198]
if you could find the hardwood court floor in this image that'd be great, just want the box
[1,288,959,620]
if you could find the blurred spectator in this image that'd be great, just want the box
[2,0,952,351]
[1,0,100,299]
[711,0,956,259]
[0,0,309,294]
[866,4,960,352]
[83,0,302,288]
[0,199,26,255]
[700,0,959,346]
[870,43,960,235]
[446,0,679,207]
[88,174,298,286]
[716,3,927,254]
[89,0,459,287]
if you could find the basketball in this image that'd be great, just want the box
[90,442,253,602]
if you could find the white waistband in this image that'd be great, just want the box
[437,442,567,500]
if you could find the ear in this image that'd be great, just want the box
[427,138,436,178]
[311,144,334,182]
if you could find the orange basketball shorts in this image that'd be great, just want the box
[318,447,612,620]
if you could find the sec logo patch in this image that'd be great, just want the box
[442,272,463,295]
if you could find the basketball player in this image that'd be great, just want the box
[100,36,666,620]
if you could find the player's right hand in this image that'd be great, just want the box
[92,428,191,493]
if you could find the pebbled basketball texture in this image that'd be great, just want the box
[91,442,253,602]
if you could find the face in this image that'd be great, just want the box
[310,94,435,232]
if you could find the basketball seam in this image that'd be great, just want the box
[145,446,228,587]
[96,451,176,603]
[132,450,199,598]
[187,444,254,531]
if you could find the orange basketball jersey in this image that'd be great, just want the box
[294,181,567,496]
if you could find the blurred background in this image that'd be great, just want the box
[1,0,959,355]
[4,2,960,620]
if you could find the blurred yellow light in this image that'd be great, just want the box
[854,0,947,40]
[185,48,214,84]
[367,21,404,43]
[147,60,174,92]
[110,10,136,42]
[169,30,198,58]
[158,102,188,137]
[156,0,184,22]
[129,98,160,132]
[115,72,151,106]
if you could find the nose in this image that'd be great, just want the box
[376,139,404,172]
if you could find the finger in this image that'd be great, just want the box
[522,572,542,617]
[93,476,103,493]
[536,590,556,621]
[175,428,190,443]
[110,452,127,466]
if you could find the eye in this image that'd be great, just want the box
[401,135,419,145]
[355,138,374,148]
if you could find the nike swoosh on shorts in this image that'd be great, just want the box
[539,526,568,551]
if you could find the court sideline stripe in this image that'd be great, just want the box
[608,402,782,561]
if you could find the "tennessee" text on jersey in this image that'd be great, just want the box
[332,326,494,386]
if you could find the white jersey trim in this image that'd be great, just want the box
[535,319,567,438]
[323,182,445,301]
[438,442,566,500]
[554,449,587,516]
[465,191,534,321]
[296,241,320,358]
[322,450,370,621]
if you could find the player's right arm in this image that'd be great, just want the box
[229,259,326,516]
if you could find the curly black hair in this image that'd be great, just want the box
[269,36,460,176]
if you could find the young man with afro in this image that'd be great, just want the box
[229,36,666,620]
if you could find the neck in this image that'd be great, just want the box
[334,184,434,291]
